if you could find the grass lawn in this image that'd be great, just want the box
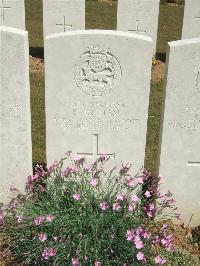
[26,1,183,173]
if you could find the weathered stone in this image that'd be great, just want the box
[0,26,32,203]
[182,0,200,39]
[117,0,160,53]
[158,38,200,227]
[0,0,25,30]
[45,30,153,173]
[43,0,85,37]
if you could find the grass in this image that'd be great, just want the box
[27,1,183,172]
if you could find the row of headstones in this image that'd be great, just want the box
[0,25,200,226]
[1,0,200,52]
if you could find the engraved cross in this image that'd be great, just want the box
[56,16,72,32]
[128,20,146,35]
[77,134,116,162]
[187,160,200,167]
[0,0,11,24]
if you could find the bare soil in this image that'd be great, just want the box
[151,60,166,82]
[29,55,44,74]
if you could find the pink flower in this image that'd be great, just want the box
[128,203,136,212]
[16,215,23,223]
[46,215,55,222]
[116,194,126,201]
[136,252,145,261]
[83,163,90,172]
[35,216,45,226]
[154,255,167,265]
[42,247,56,260]
[126,230,134,241]
[73,194,81,201]
[39,233,47,242]
[131,194,139,203]
[89,178,97,187]
[134,236,144,249]
[62,166,76,176]
[48,161,58,173]
[39,185,46,192]
[142,231,151,240]
[120,162,131,175]
[113,203,121,211]
[100,202,109,211]
[94,261,101,266]
[73,155,85,165]
[72,257,79,266]
[98,154,110,162]
[84,256,88,262]
[49,248,56,257]
[144,190,151,198]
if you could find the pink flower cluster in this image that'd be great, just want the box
[126,227,151,251]
[154,255,167,265]
[34,214,54,226]
[143,203,156,218]
[48,161,58,173]
[62,166,77,177]
[42,247,56,260]
[126,226,169,264]
[100,202,109,211]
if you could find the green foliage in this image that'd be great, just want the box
[1,154,180,265]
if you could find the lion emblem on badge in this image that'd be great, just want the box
[74,46,122,97]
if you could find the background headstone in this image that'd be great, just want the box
[0,26,32,203]
[117,0,160,53]
[158,39,200,227]
[0,0,25,30]
[45,30,153,173]
[182,0,200,39]
[43,0,85,37]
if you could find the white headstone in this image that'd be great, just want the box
[159,39,200,227]
[45,30,153,173]
[182,0,200,39]
[0,0,25,30]
[0,26,32,203]
[117,0,160,53]
[43,0,85,37]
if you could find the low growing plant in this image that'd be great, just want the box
[1,152,180,265]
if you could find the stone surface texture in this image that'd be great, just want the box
[182,0,200,39]
[158,38,200,227]
[0,26,32,203]
[43,0,85,37]
[117,0,160,53]
[0,0,25,30]
[45,30,153,174]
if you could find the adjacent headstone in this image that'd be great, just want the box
[182,0,200,39]
[0,0,25,30]
[0,26,32,203]
[43,0,85,37]
[45,30,153,173]
[158,39,200,227]
[117,0,160,53]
